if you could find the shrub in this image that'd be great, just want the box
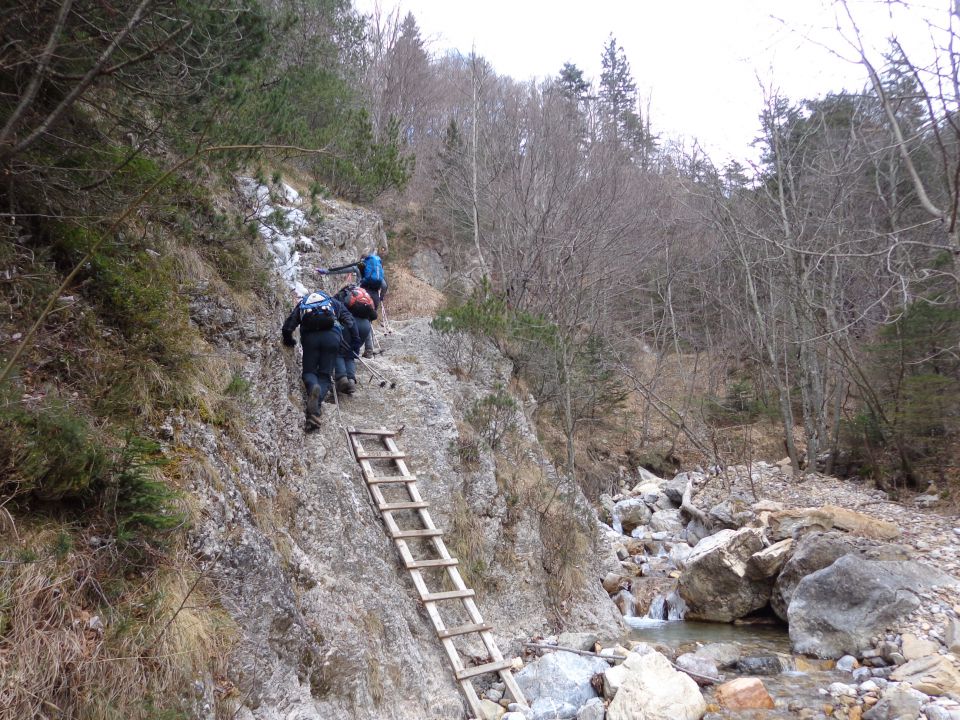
[466,385,518,450]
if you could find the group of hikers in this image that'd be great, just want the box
[281,251,388,430]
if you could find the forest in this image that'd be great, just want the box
[1,0,958,718]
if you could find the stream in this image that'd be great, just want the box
[626,618,848,718]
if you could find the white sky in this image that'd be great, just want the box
[355,0,946,166]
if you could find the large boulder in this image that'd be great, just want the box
[863,685,927,720]
[613,498,652,535]
[606,651,706,720]
[650,509,684,534]
[749,538,793,579]
[788,555,960,658]
[771,532,912,621]
[678,528,772,622]
[766,505,901,542]
[708,496,756,529]
[514,651,608,713]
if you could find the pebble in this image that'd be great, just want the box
[836,655,858,672]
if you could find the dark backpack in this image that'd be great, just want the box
[298,291,337,331]
[362,254,384,284]
[343,285,377,320]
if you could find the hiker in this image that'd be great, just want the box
[318,250,387,357]
[332,283,377,395]
[282,290,360,428]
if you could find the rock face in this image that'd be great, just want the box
[186,183,622,720]
[678,528,772,622]
[714,677,775,710]
[515,652,608,714]
[788,555,960,658]
[606,651,706,720]
[771,531,912,621]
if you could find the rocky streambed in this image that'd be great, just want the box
[487,463,960,720]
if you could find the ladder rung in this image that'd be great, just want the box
[379,501,430,511]
[455,659,516,681]
[355,451,407,460]
[422,589,475,602]
[366,475,417,484]
[438,623,493,639]
[391,529,444,539]
[406,558,459,569]
[349,428,397,436]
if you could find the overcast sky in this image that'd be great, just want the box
[355,0,944,166]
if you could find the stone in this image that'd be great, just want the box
[602,662,628,700]
[514,651,609,711]
[557,632,600,653]
[788,555,960,658]
[686,518,710,546]
[479,699,506,720]
[529,698,577,720]
[924,706,960,720]
[771,531,911,621]
[749,538,793,578]
[736,655,783,675]
[708,496,756,529]
[576,697,604,720]
[408,247,449,288]
[650,509,684,534]
[606,650,706,720]
[670,542,694,569]
[664,472,700,505]
[890,654,960,696]
[828,682,857,696]
[863,685,927,720]
[599,494,616,525]
[836,655,859,672]
[945,618,960,654]
[714,677,775,710]
[766,506,901,542]
[501,714,527,720]
[675,652,720,685]
[613,498,653,535]
[900,633,939,661]
[678,528,772,622]
[694,643,740,669]
[602,572,628,594]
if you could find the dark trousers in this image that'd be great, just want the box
[360,278,386,309]
[336,317,370,380]
[301,327,341,406]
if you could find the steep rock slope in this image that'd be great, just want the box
[175,180,621,720]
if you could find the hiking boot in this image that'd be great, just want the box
[305,409,322,430]
[362,349,375,358]
[306,384,321,416]
[337,377,355,395]
[345,377,358,394]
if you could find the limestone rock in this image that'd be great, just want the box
[945,618,960,654]
[614,498,652,535]
[529,698,577,720]
[749,538,793,578]
[788,555,960,658]
[606,651,706,720]
[693,643,740,669]
[708,496,756,529]
[714,677,775,710]
[650,508,684,534]
[479,698,506,720]
[675,652,720,685]
[863,685,927,720]
[515,651,608,711]
[900,633,939,661]
[766,505,901,542]
[890,654,960,696]
[576,697,604,720]
[603,662,628,700]
[736,655,783,675]
[556,632,600,653]
[678,528,772,622]
[771,532,912,621]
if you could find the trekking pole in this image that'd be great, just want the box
[339,342,397,389]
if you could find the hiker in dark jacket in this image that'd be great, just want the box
[319,252,388,357]
[331,284,376,395]
[282,290,360,428]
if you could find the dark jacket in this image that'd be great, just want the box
[282,294,360,350]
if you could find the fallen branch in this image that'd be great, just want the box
[680,476,710,527]
[524,642,723,685]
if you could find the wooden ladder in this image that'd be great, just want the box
[347,427,528,719]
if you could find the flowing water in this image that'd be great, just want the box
[626,620,848,718]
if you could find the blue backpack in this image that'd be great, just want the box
[362,254,384,284]
[298,291,337,331]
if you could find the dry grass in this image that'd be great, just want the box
[383,265,443,321]
[448,493,488,591]
[0,524,232,720]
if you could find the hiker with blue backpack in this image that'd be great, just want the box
[318,250,387,358]
[282,290,360,429]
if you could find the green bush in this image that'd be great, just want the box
[466,385,518,450]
